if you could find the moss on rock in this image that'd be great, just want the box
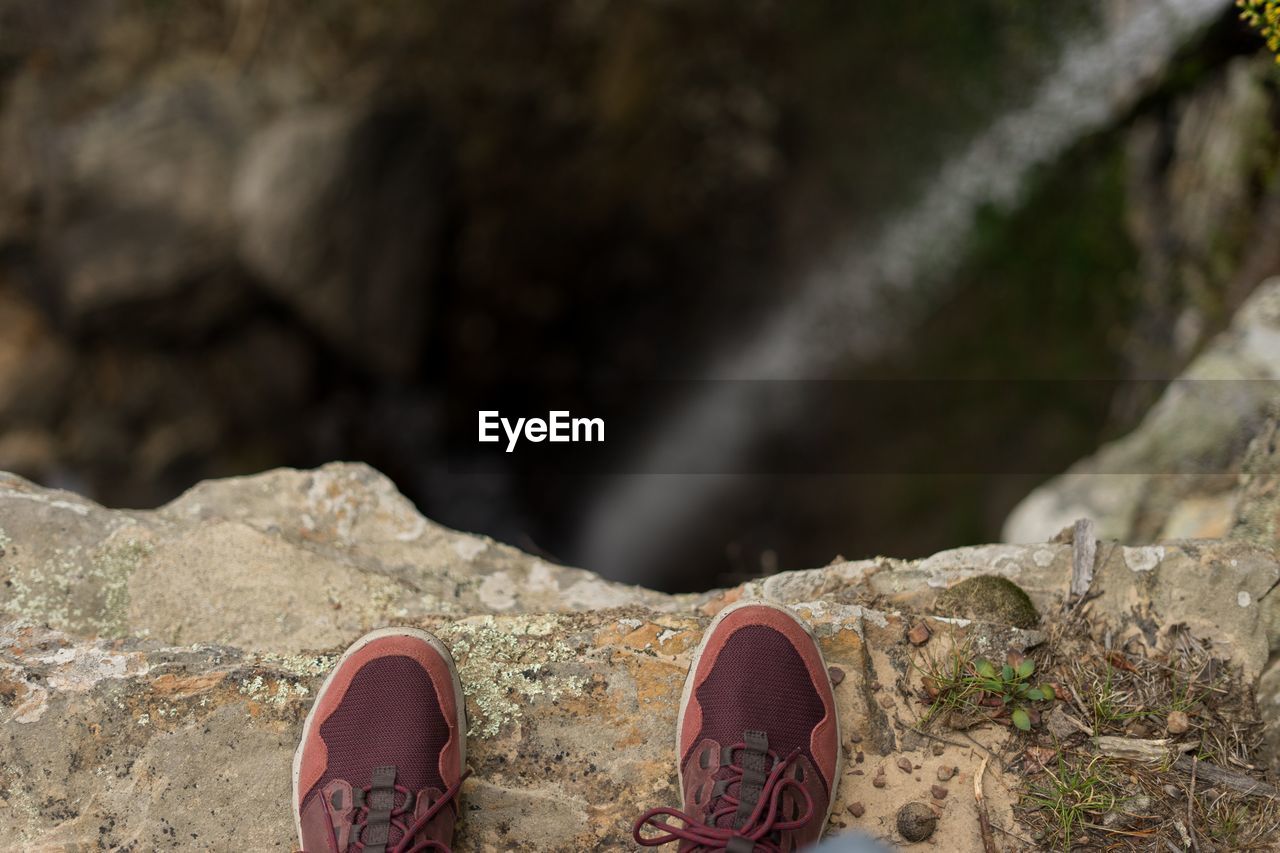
[933,575,1039,628]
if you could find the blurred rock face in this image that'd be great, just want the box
[3,53,446,364]
[0,2,461,505]
[234,106,447,376]
[0,0,1275,588]
[1004,278,1280,546]
[0,0,799,513]
[6,69,260,335]
[1123,55,1280,390]
[1001,53,1280,549]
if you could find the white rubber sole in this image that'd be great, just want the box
[290,626,468,846]
[674,599,843,832]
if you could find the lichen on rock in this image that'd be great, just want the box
[439,614,591,739]
[3,465,1280,849]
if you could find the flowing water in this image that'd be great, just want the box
[576,0,1235,584]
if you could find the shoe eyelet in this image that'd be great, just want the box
[699,747,712,770]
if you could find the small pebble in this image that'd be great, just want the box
[873,775,887,788]
[1167,710,1191,735]
[828,666,846,686]
[879,696,895,709]
[1024,746,1056,768]
[847,802,865,818]
[936,766,955,782]
[856,751,864,764]
[850,769,864,776]
[930,743,945,756]
[930,784,948,800]
[897,757,913,774]
[850,734,863,744]
[907,622,932,646]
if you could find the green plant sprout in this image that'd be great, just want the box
[975,656,1055,731]
[920,646,1055,731]
[1022,756,1119,851]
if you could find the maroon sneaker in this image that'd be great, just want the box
[634,601,841,852]
[293,627,469,853]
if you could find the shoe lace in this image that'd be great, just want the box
[343,769,471,853]
[632,745,814,853]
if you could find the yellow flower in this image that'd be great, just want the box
[1239,0,1280,61]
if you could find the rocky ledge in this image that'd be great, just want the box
[3,464,1280,849]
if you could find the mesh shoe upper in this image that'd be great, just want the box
[634,602,840,852]
[294,630,465,853]
[306,655,448,806]
[686,625,826,784]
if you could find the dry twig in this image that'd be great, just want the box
[974,755,999,853]
[1172,756,1280,799]
[1068,517,1096,601]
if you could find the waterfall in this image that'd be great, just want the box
[576,0,1234,584]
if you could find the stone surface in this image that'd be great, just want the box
[1231,405,1280,550]
[1159,493,1238,539]
[1123,56,1280,382]
[5,462,1277,670]
[0,463,674,652]
[0,602,1016,850]
[1004,278,1280,545]
[3,463,1280,849]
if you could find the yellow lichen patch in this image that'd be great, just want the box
[4,535,154,637]
[237,673,311,710]
[257,651,338,679]
[1239,0,1280,61]
[441,615,592,739]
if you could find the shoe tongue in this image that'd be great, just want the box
[710,731,771,830]
[362,765,403,851]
